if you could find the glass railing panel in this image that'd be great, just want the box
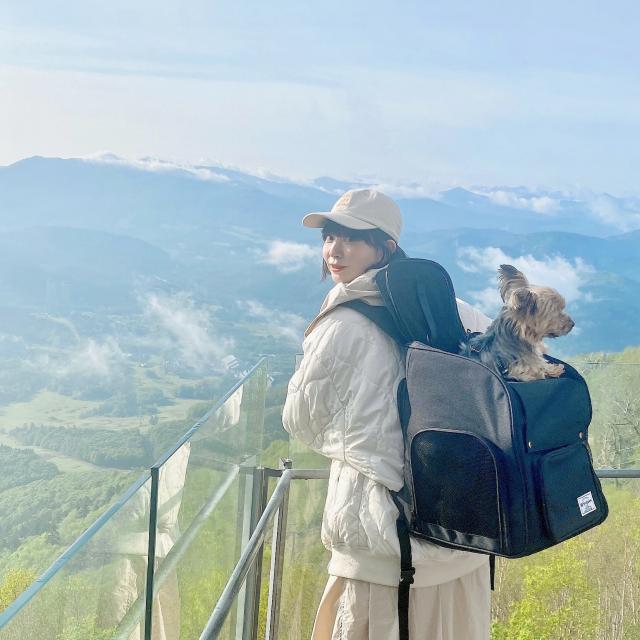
[148,360,269,639]
[0,466,140,597]
[255,514,275,640]
[172,360,267,531]
[569,357,640,470]
[0,473,152,640]
[270,475,329,640]
[0,358,270,639]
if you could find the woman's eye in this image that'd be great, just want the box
[324,235,352,242]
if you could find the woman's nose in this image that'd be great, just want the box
[328,239,343,256]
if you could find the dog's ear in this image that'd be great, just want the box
[498,264,529,302]
[510,287,538,314]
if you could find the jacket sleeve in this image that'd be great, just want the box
[456,298,492,333]
[282,335,345,457]
[282,310,405,491]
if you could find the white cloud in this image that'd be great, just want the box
[144,292,234,371]
[71,337,128,377]
[465,287,504,316]
[83,152,230,183]
[366,180,445,200]
[30,336,128,380]
[257,240,318,273]
[585,194,640,232]
[457,246,595,315]
[473,189,561,214]
[238,300,307,346]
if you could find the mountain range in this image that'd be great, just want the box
[1,154,639,357]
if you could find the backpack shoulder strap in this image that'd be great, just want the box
[392,492,414,640]
[343,298,413,638]
[341,299,406,345]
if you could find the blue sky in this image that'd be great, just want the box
[2,1,639,193]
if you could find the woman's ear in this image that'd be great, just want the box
[385,239,397,254]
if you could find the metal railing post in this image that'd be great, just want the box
[230,358,269,640]
[242,467,269,640]
[243,359,270,640]
[232,463,253,640]
[265,459,292,640]
[144,465,160,640]
[200,470,294,640]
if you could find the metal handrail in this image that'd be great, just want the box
[199,468,328,640]
[264,460,292,640]
[199,465,640,640]
[596,469,640,478]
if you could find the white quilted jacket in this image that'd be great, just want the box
[282,267,491,587]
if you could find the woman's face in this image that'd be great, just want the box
[322,232,383,284]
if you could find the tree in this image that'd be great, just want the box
[0,568,36,613]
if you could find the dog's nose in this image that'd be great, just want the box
[567,318,575,330]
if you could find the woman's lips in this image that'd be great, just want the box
[329,265,346,272]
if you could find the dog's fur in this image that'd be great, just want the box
[461,265,575,381]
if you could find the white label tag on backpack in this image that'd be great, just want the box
[577,492,596,516]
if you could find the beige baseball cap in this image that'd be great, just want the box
[302,188,402,243]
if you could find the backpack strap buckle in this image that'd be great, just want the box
[400,567,415,585]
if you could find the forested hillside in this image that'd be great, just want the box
[0,446,58,491]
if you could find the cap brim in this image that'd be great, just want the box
[302,212,378,231]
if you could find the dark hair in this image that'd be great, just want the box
[320,220,407,280]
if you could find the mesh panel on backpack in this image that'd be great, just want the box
[411,431,499,539]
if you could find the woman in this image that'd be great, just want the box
[282,188,491,640]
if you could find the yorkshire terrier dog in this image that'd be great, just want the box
[462,265,575,381]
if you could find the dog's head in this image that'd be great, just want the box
[498,264,575,341]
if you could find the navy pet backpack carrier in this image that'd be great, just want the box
[344,258,608,640]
